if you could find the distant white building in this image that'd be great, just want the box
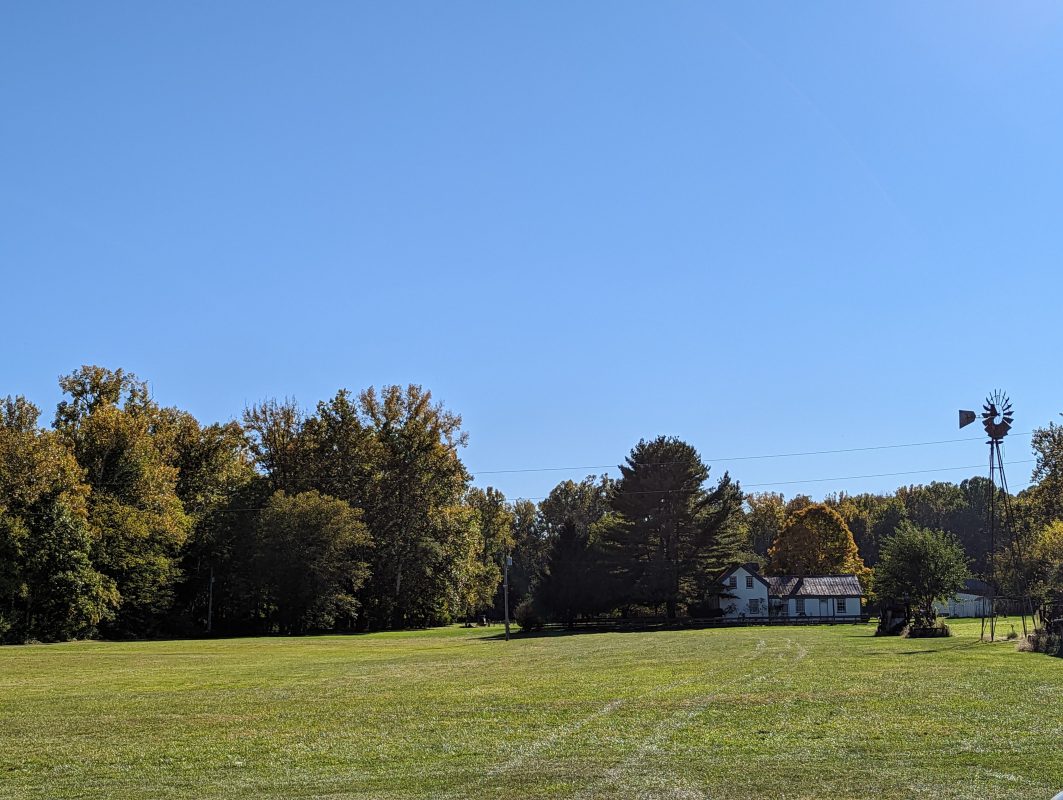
[712,564,863,621]
[934,578,993,618]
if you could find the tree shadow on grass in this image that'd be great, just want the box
[479,621,871,641]
[863,639,983,656]
[479,626,674,641]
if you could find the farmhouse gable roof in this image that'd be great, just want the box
[961,578,993,597]
[766,574,863,598]
[715,563,771,589]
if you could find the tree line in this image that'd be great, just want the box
[2,366,1062,643]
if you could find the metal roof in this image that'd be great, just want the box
[766,576,801,596]
[766,575,863,597]
[962,578,994,597]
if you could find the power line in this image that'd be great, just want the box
[205,458,1036,510]
[741,459,1035,488]
[469,432,1033,476]
[507,459,1036,502]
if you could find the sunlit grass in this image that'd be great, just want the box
[0,619,1060,799]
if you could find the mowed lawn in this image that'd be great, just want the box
[1,620,1061,800]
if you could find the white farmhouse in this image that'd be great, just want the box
[765,575,863,619]
[712,564,863,621]
[715,563,771,618]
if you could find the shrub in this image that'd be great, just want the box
[686,600,724,618]
[1020,629,1063,657]
[903,619,951,638]
[514,597,545,631]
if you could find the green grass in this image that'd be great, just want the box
[1,620,1060,799]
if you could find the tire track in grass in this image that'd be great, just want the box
[575,634,804,799]
[437,683,689,799]
[437,636,767,800]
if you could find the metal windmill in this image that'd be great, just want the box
[959,391,1029,641]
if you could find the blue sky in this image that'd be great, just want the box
[3,3,1062,502]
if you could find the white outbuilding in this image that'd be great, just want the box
[934,578,993,618]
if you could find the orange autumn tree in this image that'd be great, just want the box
[766,503,868,579]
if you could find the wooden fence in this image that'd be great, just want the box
[527,614,872,633]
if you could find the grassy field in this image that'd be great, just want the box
[1,620,1061,800]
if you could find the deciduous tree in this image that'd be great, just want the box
[354,385,470,628]
[508,498,547,606]
[253,490,372,634]
[0,396,116,642]
[745,492,786,558]
[874,522,970,626]
[54,367,191,636]
[767,503,866,578]
[466,486,514,617]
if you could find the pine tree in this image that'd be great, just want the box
[601,437,744,618]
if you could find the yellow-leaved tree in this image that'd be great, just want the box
[766,503,868,580]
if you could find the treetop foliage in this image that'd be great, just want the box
[2,365,1062,641]
[873,522,970,626]
[766,504,867,579]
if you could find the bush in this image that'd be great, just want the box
[514,598,544,631]
[903,619,951,638]
[1019,629,1063,657]
[686,600,724,618]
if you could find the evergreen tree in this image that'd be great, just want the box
[601,437,744,618]
[535,521,598,626]
[21,498,119,641]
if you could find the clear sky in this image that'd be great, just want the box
[3,3,1062,502]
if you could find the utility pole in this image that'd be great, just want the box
[206,565,215,635]
[504,555,512,641]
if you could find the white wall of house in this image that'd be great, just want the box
[720,566,769,618]
[780,596,861,617]
[934,592,990,618]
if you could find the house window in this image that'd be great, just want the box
[749,599,761,614]
[796,598,805,614]
[837,598,847,613]
[746,576,754,589]
[729,576,737,588]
